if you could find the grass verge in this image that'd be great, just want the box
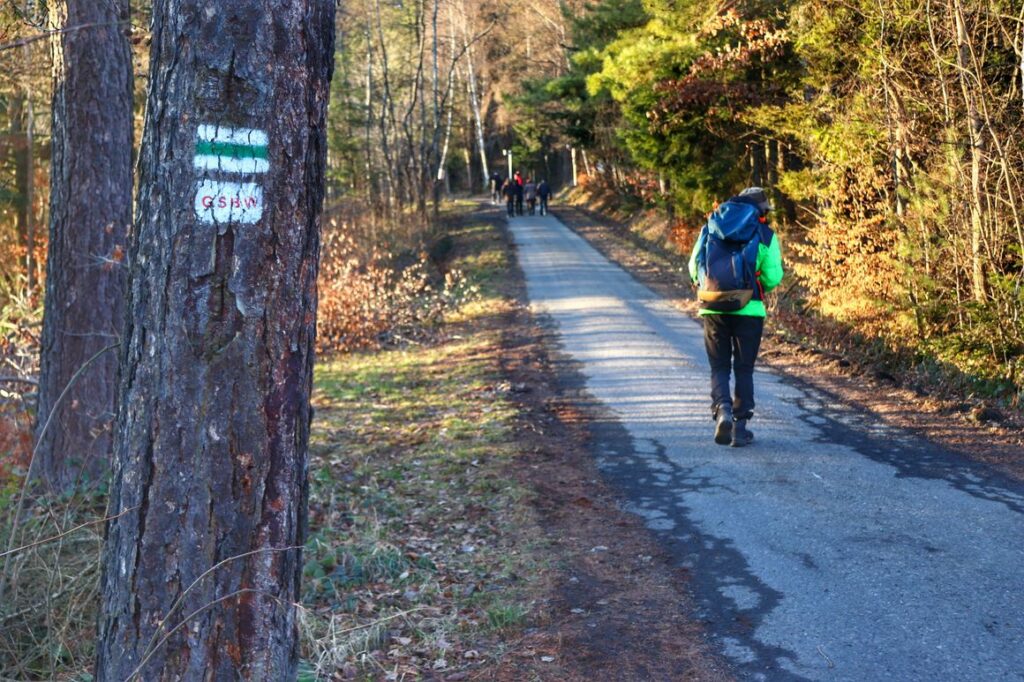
[300,209,546,679]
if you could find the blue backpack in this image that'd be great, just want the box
[695,201,763,312]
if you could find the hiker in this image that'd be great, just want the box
[523,178,537,215]
[502,179,516,217]
[513,169,523,187]
[537,179,551,215]
[490,171,503,203]
[514,176,524,215]
[688,187,783,447]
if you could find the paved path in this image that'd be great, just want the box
[508,211,1024,681]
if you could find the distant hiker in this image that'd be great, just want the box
[537,179,551,215]
[502,179,516,217]
[524,178,537,215]
[688,187,783,447]
[514,177,524,215]
[514,170,523,187]
[490,171,503,203]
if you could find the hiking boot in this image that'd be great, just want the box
[714,407,733,445]
[731,419,754,447]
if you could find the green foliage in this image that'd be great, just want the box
[529,1,801,215]
[510,0,649,171]
[760,0,1024,398]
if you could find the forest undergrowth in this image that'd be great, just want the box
[299,210,546,678]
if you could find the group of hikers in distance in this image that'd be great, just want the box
[491,170,551,217]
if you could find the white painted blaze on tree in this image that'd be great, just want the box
[194,179,263,224]
[194,124,270,175]
[193,122,269,224]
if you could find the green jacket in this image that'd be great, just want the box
[688,222,784,318]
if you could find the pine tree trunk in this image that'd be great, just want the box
[96,2,335,679]
[22,26,37,294]
[9,96,28,249]
[35,0,133,491]
[750,140,765,187]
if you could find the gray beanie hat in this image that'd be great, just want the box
[737,186,772,214]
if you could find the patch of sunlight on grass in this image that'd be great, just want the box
[448,299,510,324]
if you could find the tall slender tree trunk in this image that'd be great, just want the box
[9,95,29,264]
[436,73,455,186]
[750,141,765,187]
[364,20,377,209]
[23,83,36,293]
[21,0,38,293]
[430,0,447,217]
[96,1,335,679]
[952,0,987,303]
[461,10,489,189]
[35,0,133,491]
[373,6,399,211]
[415,0,429,218]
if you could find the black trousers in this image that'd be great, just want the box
[702,314,764,420]
[506,197,515,216]
[539,196,548,215]
[515,195,524,215]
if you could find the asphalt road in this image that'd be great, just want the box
[508,211,1024,681]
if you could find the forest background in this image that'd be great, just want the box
[1,0,1020,440]
[2,0,1023,425]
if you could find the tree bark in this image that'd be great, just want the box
[35,0,133,491]
[461,11,489,189]
[23,78,36,294]
[96,1,335,679]
[374,0,401,209]
[21,0,38,293]
[750,140,765,187]
[363,18,377,208]
[9,94,32,278]
[951,0,987,303]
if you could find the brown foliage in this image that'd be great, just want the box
[650,10,788,129]
[316,218,470,354]
[0,410,31,478]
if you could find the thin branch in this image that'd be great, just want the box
[0,505,136,560]
[0,376,38,386]
[0,20,129,53]
[0,570,87,626]
[437,19,496,115]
